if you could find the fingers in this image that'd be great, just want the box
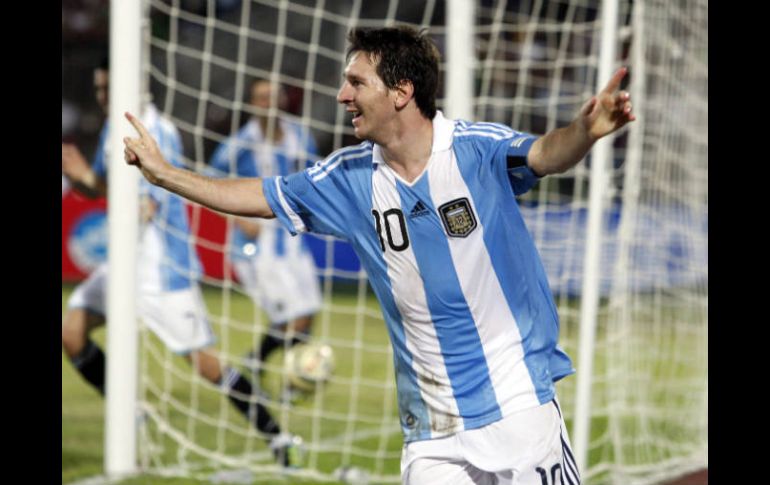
[615,90,630,107]
[123,135,143,151]
[124,112,157,159]
[124,146,139,164]
[613,91,635,121]
[615,92,632,114]
[125,111,152,141]
[580,96,598,117]
[601,66,628,95]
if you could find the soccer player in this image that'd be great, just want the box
[206,79,322,392]
[61,58,301,467]
[123,26,635,484]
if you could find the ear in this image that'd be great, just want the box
[393,80,414,110]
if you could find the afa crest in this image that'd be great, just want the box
[438,198,477,238]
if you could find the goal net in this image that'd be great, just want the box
[133,0,707,483]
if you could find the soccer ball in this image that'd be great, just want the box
[284,342,335,391]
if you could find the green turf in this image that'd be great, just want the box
[62,283,706,485]
[63,283,400,484]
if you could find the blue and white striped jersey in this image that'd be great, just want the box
[207,117,318,260]
[263,111,574,442]
[93,104,201,292]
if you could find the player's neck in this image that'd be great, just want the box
[379,114,433,183]
[258,116,284,143]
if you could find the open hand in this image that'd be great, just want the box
[580,67,636,141]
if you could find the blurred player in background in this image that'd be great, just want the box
[207,78,322,398]
[61,58,302,467]
[123,26,635,484]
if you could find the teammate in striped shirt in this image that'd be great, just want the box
[61,59,301,467]
[207,79,322,392]
[123,26,635,484]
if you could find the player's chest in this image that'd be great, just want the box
[367,159,481,254]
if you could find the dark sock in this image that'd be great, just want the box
[291,331,310,346]
[221,368,280,437]
[259,324,312,363]
[70,340,105,395]
[258,329,286,364]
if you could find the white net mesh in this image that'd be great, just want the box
[135,0,707,483]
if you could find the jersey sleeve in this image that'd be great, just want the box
[491,132,541,196]
[262,163,354,240]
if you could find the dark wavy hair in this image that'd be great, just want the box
[346,26,440,119]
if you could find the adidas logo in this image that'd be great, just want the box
[410,200,430,218]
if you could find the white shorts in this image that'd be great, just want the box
[67,264,216,354]
[232,248,322,324]
[401,398,580,485]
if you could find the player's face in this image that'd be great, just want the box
[94,68,109,115]
[337,52,396,142]
[251,81,287,115]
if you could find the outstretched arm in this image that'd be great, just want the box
[122,112,275,218]
[527,67,636,176]
[62,143,107,198]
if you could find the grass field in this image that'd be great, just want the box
[62,283,706,485]
[63,282,404,484]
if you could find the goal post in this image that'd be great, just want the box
[573,0,620,474]
[104,0,142,478]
